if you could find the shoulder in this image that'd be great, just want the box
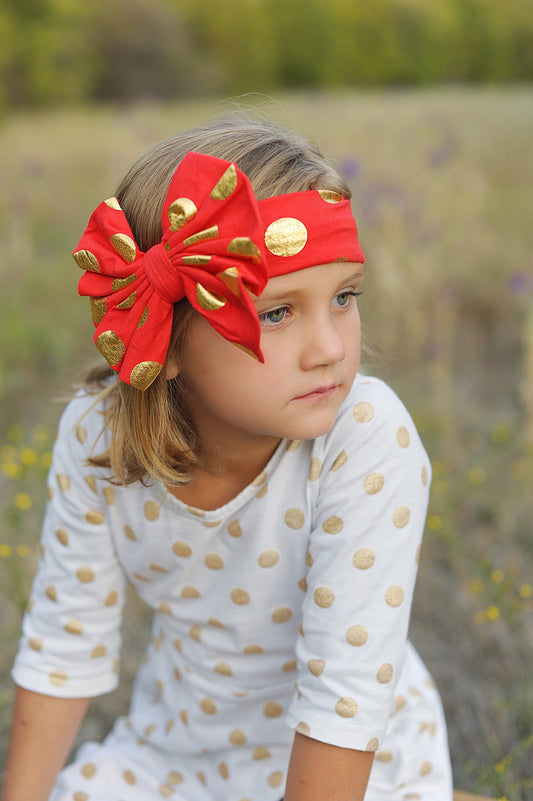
[314,375,431,486]
[54,384,113,459]
[325,375,424,451]
[344,374,413,427]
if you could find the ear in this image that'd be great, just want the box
[165,359,180,380]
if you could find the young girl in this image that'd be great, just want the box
[3,116,453,801]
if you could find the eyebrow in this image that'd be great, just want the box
[255,268,365,306]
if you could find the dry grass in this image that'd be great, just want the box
[1,89,532,798]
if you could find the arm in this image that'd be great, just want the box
[1,685,90,801]
[287,379,431,757]
[285,733,374,801]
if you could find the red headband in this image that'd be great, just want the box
[74,152,364,390]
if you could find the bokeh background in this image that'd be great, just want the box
[1,2,532,798]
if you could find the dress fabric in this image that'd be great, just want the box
[12,375,453,801]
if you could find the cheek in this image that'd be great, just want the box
[257,344,295,388]
[351,311,362,348]
[183,338,266,401]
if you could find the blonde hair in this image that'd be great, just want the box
[85,114,351,487]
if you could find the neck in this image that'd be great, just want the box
[200,426,282,484]
[167,414,282,512]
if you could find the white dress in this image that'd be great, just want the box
[12,375,453,801]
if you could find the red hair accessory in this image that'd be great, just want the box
[258,190,365,276]
[74,152,365,391]
[74,153,268,390]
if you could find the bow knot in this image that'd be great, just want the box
[143,242,185,305]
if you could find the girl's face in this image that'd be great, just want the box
[176,261,364,454]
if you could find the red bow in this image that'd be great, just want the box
[74,153,268,390]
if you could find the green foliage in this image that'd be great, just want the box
[1,0,533,109]
[179,0,277,93]
[1,0,95,107]
[88,0,209,101]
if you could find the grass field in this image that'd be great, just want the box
[0,89,532,799]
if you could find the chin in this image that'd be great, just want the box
[284,415,339,442]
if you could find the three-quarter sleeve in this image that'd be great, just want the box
[12,395,127,698]
[286,378,431,752]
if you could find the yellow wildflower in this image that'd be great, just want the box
[468,578,484,596]
[468,466,487,486]
[2,462,23,480]
[490,569,504,584]
[486,605,500,621]
[427,515,442,531]
[519,583,532,599]
[14,493,32,511]
[20,448,38,466]
[491,424,509,445]
[16,545,30,558]
[0,544,13,558]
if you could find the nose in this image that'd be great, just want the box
[299,313,345,371]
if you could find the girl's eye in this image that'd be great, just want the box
[258,306,289,326]
[335,291,361,308]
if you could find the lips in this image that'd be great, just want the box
[292,383,340,401]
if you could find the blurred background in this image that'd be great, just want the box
[0,1,532,798]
